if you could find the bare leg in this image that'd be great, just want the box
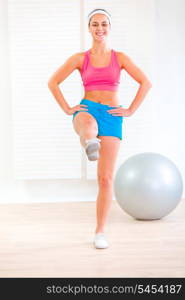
[72,112,98,148]
[95,179,113,233]
[96,136,121,233]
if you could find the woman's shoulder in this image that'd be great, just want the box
[70,51,85,60]
[114,50,130,69]
[66,51,85,71]
[73,51,87,71]
[114,50,126,69]
[78,51,87,60]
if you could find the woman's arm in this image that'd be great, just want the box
[48,53,81,114]
[119,52,152,115]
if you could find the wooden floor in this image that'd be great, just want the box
[0,199,185,278]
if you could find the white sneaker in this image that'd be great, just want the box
[85,138,101,161]
[93,233,109,249]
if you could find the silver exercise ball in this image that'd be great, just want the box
[114,152,183,220]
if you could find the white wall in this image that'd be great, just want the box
[152,0,185,182]
[0,0,14,193]
[0,0,185,204]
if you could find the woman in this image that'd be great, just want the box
[48,8,152,249]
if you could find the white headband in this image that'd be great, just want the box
[88,10,111,25]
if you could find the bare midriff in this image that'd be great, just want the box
[83,90,120,106]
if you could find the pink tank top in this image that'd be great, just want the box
[80,49,121,91]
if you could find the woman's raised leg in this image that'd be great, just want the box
[73,112,98,147]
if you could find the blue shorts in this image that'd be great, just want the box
[72,99,123,140]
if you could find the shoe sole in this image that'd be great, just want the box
[94,243,109,249]
[85,143,100,161]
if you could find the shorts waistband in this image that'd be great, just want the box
[81,98,122,108]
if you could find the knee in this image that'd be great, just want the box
[84,118,97,129]
[98,174,113,188]
[80,120,98,135]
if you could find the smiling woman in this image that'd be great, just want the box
[48,7,152,250]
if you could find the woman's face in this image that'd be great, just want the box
[88,14,111,42]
